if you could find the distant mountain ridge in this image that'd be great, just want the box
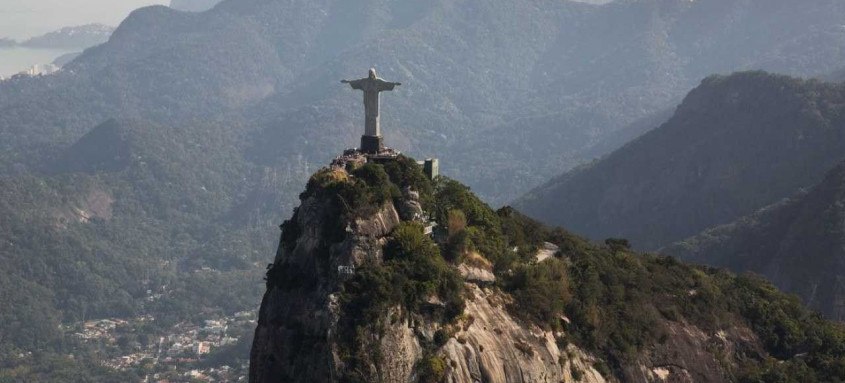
[516,71,845,250]
[663,160,845,321]
[170,0,222,12]
[21,24,114,49]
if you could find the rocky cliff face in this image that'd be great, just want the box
[440,284,606,383]
[250,190,402,382]
[251,154,845,383]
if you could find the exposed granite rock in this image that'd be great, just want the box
[354,203,401,238]
[624,322,764,382]
[457,263,496,285]
[398,186,425,222]
[377,307,423,383]
[441,284,606,383]
[535,242,559,263]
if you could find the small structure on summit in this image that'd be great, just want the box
[341,68,401,154]
[418,158,439,180]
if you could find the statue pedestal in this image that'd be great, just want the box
[361,135,383,154]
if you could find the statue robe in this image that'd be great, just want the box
[345,78,398,137]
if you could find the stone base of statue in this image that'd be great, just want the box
[361,135,384,154]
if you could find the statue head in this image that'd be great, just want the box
[368,68,377,80]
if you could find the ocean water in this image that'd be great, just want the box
[0,46,75,78]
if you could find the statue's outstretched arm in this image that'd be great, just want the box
[375,79,401,91]
[342,78,365,90]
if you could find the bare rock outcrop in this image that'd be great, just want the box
[625,322,765,383]
[250,185,404,383]
[457,263,496,285]
[398,185,425,222]
[441,284,606,383]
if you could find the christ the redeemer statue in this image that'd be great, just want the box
[342,68,401,154]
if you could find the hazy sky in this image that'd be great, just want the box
[0,0,168,40]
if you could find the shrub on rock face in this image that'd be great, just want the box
[417,355,447,383]
[384,222,441,262]
[432,178,515,271]
[447,209,467,239]
[382,155,435,209]
[433,328,449,347]
[384,223,464,316]
[352,162,390,185]
[302,168,349,199]
[434,179,500,232]
[349,163,401,215]
[505,258,571,326]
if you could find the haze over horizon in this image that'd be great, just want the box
[0,0,167,40]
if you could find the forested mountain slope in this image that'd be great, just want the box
[517,72,845,250]
[663,161,845,321]
[0,119,274,380]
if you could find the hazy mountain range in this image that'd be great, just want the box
[517,72,845,250]
[4,0,845,205]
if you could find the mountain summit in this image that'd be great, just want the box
[250,148,845,382]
